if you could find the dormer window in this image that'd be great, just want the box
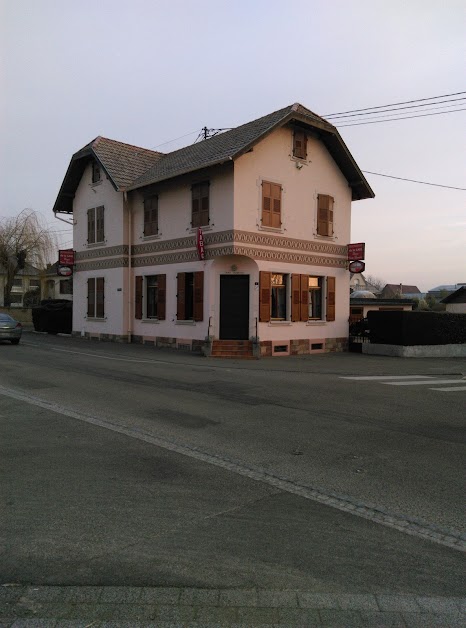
[92,162,101,184]
[293,130,307,160]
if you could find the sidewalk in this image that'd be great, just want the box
[2,586,465,627]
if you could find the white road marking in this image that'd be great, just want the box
[431,386,466,392]
[385,379,462,386]
[341,375,432,380]
[0,384,463,553]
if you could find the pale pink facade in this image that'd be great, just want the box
[54,104,373,356]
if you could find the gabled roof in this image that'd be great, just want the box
[53,137,163,214]
[129,103,374,200]
[382,284,421,295]
[53,102,374,214]
[441,286,466,304]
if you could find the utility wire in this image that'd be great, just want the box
[362,171,466,191]
[337,107,466,127]
[151,130,201,150]
[324,91,466,117]
[326,97,466,120]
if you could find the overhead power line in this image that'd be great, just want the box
[337,107,466,127]
[362,170,466,191]
[326,97,466,120]
[324,91,466,117]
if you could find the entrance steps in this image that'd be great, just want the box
[210,340,256,359]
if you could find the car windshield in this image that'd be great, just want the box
[0,314,15,322]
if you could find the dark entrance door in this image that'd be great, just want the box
[219,275,249,340]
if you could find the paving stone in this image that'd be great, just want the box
[376,594,421,612]
[140,588,181,605]
[415,596,461,614]
[256,591,298,608]
[100,587,143,603]
[402,612,465,627]
[179,589,219,606]
[195,607,239,623]
[319,609,364,627]
[360,611,406,627]
[277,607,321,626]
[236,607,279,624]
[218,590,257,607]
[153,605,196,622]
[335,593,378,611]
[298,593,340,609]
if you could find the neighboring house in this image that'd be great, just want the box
[441,286,466,313]
[0,263,43,307]
[52,103,374,357]
[349,273,381,295]
[349,290,414,324]
[427,283,466,300]
[380,284,422,299]
[44,262,73,301]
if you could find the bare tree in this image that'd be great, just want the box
[365,275,386,292]
[0,209,58,307]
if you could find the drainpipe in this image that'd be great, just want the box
[125,192,132,343]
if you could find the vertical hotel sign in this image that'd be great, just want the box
[58,249,75,276]
[196,227,205,260]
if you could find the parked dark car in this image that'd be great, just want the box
[32,299,72,334]
[0,313,23,344]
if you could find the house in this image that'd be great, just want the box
[52,103,374,357]
[0,263,43,307]
[350,273,381,295]
[43,262,73,301]
[349,290,414,324]
[427,283,466,300]
[380,284,422,299]
[441,286,466,313]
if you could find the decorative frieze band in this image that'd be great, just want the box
[231,246,346,268]
[75,257,129,271]
[75,245,129,261]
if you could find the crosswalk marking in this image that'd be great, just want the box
[339,374,466,392]
[385,379,463,386]
[431,386,466,392]
[341,375,431,381]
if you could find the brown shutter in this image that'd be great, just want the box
[177,272,185,320]
[96,206,105,242]
[200,182,209,226]
[259,271,271,322]
[96,277,105,318]
[87,278,95,317]
[328,196,334,236]
[262,182,271,226]
[271,183,282,228]
[135,276,143,320]
[326,276,336,321]
[317,195,334,236]
[193,271,204,321]
[291,274,300,322]
[87,209,95,244]
[293,131,307,159]
[157,274,166,320]
[300,274,309,321]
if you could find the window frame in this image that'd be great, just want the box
[270,273,288,320]
[316,194,334,238]
[177,271,203,321]
[87,206,105,244]
[191,182,210,228]
[292,129,307,160]
[143,195,159,237]
[261,181,282,229]
[92,162,101,184]
[87,277,105,319]
[307,276,324,320]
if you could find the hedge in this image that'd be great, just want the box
[367,310,466,346]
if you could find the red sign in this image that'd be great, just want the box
[347,243,365,261]
[59,249,75,265]
[196,227,205,261]
[348,260,365,273]
[57,265,73,277]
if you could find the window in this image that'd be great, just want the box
[87,206,105,244]
[262,181,282,228]
[60,279,73,295]
[317,194,334,237]
[29,279,40,290]
[144,196,158,237]
[308,276,323,319]
[135,275,166,320]
[271,273,287,319]
[177,271,204,321]
[191,182,209,227]
[92,162,101,184]
[87,277,105,318]
[293,130,307,159]
[12,279,23,288]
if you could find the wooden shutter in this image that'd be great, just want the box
[193,271,204,321]
[259,271,271,322]
[135,276,143,320]
[87,278,95,317]
[144,196,158,236]
[291,274,300,322]
[87,209,95,244]
[293,131,307,159]
[96,277,105,318]
[317,195,334,237]
[157,274,166,320]
[200,183,209,226]
[271,183,282,228]
[261,182,271,226]
[96,206,105,242]
[177,272,185,320]
[326,276,336,321]
[300,274,309,321]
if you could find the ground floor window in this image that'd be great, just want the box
[177,271,204,321]
[87,277,104,318]
[308,276,323,319]
[135,274,166,320]
[271,273,288,319]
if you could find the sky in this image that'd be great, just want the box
[1,0,465,292]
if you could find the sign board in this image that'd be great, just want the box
[57,265,73,277]
[196,227,205,261]
[347,243,365,261]
[59,249,75,265]
[348,260,365,274]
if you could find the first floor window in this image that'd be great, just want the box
[271,273,287,319]
[87,277,104,318]
[92,161,101,183]
[308,276,323,319]
[191,182,209,227]
[293,129,307,160]
[177,271,204,321]
[87,206,105,244]
[316,194,334,237]
[144,196,158,236]
[262,181,282,228]
[135,274,166,320]
[60,279,73,295]
[29,279,40,290]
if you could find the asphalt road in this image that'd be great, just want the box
[1,332,465,597]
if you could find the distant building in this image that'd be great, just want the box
[0,263,43,307]
[44,262,73,301]
[380,284,422,299]
[349,290,414,324]
[441,286,466,313]
[427,283,466,300]
[349,273,381,295]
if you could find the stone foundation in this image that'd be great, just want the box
[260,337,347,357]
